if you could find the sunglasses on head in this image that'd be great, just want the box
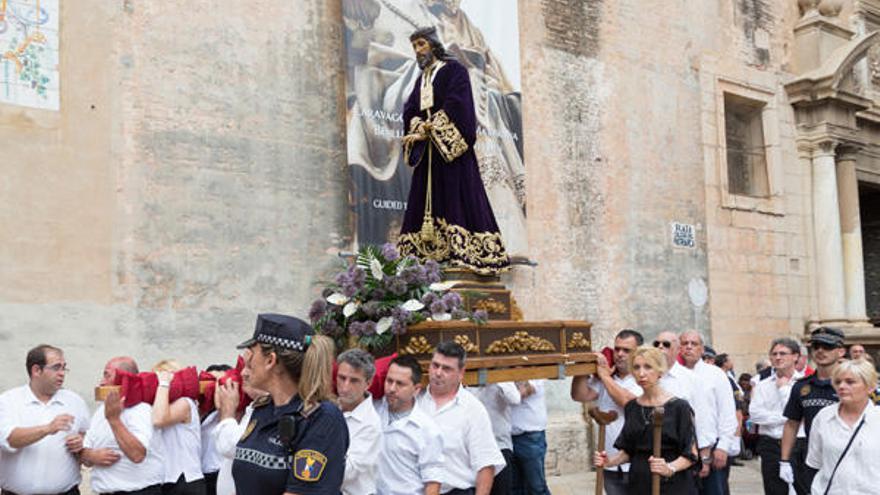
[653,340,672,349]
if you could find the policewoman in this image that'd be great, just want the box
[221,314,349,494]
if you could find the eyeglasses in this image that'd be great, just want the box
[653,340,672,349]
[43,363,69,372]
[770,351,793,357]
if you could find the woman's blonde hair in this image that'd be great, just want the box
[831,358,878,391]
[259,334,336,408]
[629,346,669,375]
[152,359,182,373]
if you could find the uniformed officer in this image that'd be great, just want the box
[219,313,349,494]
[779,327,846,495]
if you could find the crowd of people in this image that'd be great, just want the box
[576,326,879,495]
[0,315,877,495]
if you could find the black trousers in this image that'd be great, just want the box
[490,448,514,495]
[101,485,162,495]
[757,435,788,495]
[202,472,218,495]
[790,438,816,495]
[161,475,206,495]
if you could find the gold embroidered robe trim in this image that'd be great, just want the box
[397,216,509,276]
[427,109,468,162]
[403,116,425,166]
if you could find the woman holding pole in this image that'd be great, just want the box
[594,346,698,494]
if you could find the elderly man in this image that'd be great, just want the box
[417,341,505,495]
[679,330,738,495]
[375,355,444,495]
[571,329,644,495]
[748,337,803,495]
[652,331,711,443]
[82,356,166,494]
[337,348,382,495]
[849,344,866,360]
[0,344,91,495]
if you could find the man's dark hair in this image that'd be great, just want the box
[615,329,644,346]
[715,353,729,369]
[409,26,448,59]
[26,344,62,378]
[770,337,801,356]
[434,341,466,369]
[206,364,233,373]
[390,355,423,385]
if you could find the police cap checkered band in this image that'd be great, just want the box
[256,333,305,351]
[237,313,315,350]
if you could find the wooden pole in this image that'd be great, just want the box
[588,407,619,495]
[651,406,665,495]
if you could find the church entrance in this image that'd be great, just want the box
[861,181,880,326]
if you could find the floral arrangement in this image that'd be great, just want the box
[309,243,487,352]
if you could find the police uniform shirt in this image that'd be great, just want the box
[782,374,838,437]
[232,395,349,495]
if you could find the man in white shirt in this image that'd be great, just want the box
[748,337,802,495]
[81,357,166,495]
[0,344,91,495]
[571,329,644,495]
[652,331,712,448]
[475,382,521,495]
[337,348,382,495]
[509,379,550,495]
[375,355,444,495]
[417,341,506,495]
[680,330,738,495]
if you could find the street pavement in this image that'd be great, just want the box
[548,458,764,494]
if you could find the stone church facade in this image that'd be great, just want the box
[1,0,878,475]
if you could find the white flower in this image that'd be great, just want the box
[327,293,349,305]
[429,281,458,291]
[370,258,384,280]
[376,317,393,335]
[432,312,451,321]
[343,301,359,318]
[401,299,425,311]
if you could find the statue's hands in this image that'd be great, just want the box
[402,132,428,146]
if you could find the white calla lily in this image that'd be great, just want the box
[401,299,424,311]
[432,312,452,321]
[376,317,393,335]
[370,258,384,280]
[343,301,359,317]
[327,293,349,305]
[429,281,458,291]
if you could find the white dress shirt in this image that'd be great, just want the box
[806,402,880,495]
[375,397,445,495]
[510,380,548,435]
[342,394,382,495]
[157,397,203,483]
[692,360,739,454]
[589,374,643,473]
[214,405,254,495]
[748,370,803,439]
[476,383,521,451]
[417,385,506,493]
[660,362,713,449]
[200,410,223,475]
[84,403,166,493]
[0,385,91,494]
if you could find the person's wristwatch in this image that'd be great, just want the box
[701,455,712,464]
[158,379,171,388]
[666,462,677,478]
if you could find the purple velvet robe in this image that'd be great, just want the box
[397,59,510,275]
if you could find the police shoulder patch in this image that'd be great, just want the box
[800,384,811,397]
[293,449,328,482]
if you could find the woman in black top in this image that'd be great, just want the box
[594,346,698,494]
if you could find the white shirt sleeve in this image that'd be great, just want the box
[747,378,785,428]
[419,423,445,484]
[124,405,154,449]
[713,369,739,454]
[497,382,522,406]
[343,417,381,488]
[213,415,247,459]
[686,374,715,449]
[805,413,824,470]
[467,401,506,473]
[0,392,18,453]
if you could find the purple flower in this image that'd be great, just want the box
[387,277,408,296]
[391,319,406,335]
[429,300,448,314]
[441,292,462,309]
[391,307,411,322]
[348,321,364,336]
[421,292,438,306]
[424,260,442,283]
[308,299,327,322]
[451,308,468,320]
[322,318,341,336]
[361,321,377,336]
[362,301,381,318]
[381,243,400,261]
[473,309,489,322]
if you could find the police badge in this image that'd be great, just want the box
[293,449,328,482]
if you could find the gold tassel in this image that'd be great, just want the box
[420,137,436,243]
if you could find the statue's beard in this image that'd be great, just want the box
[417,52,434,70]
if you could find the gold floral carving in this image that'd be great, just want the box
[452,335,479,354]
[510,297,524,321]
[428,109,468,162]
[485,331,556,354]
[398,217,509,276]
[473,298,508,315]
[567,332,591,350]
[399,336,433,355]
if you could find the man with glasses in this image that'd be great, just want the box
[748,338,802,495]
[0,344,91,495]
[779,327,846,495]
[571,329,645,495]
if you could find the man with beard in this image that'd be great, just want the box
[779,327,846,495]
[336,349,382,495]
[399,26,509,275]
[0,344,91,495]
[571,329,645,495]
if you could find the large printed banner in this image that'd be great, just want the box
[343,0,526,255]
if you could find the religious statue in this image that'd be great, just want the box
[398,27,510,275]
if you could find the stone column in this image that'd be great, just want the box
[812,140,847,320]
[836,148,869,322]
